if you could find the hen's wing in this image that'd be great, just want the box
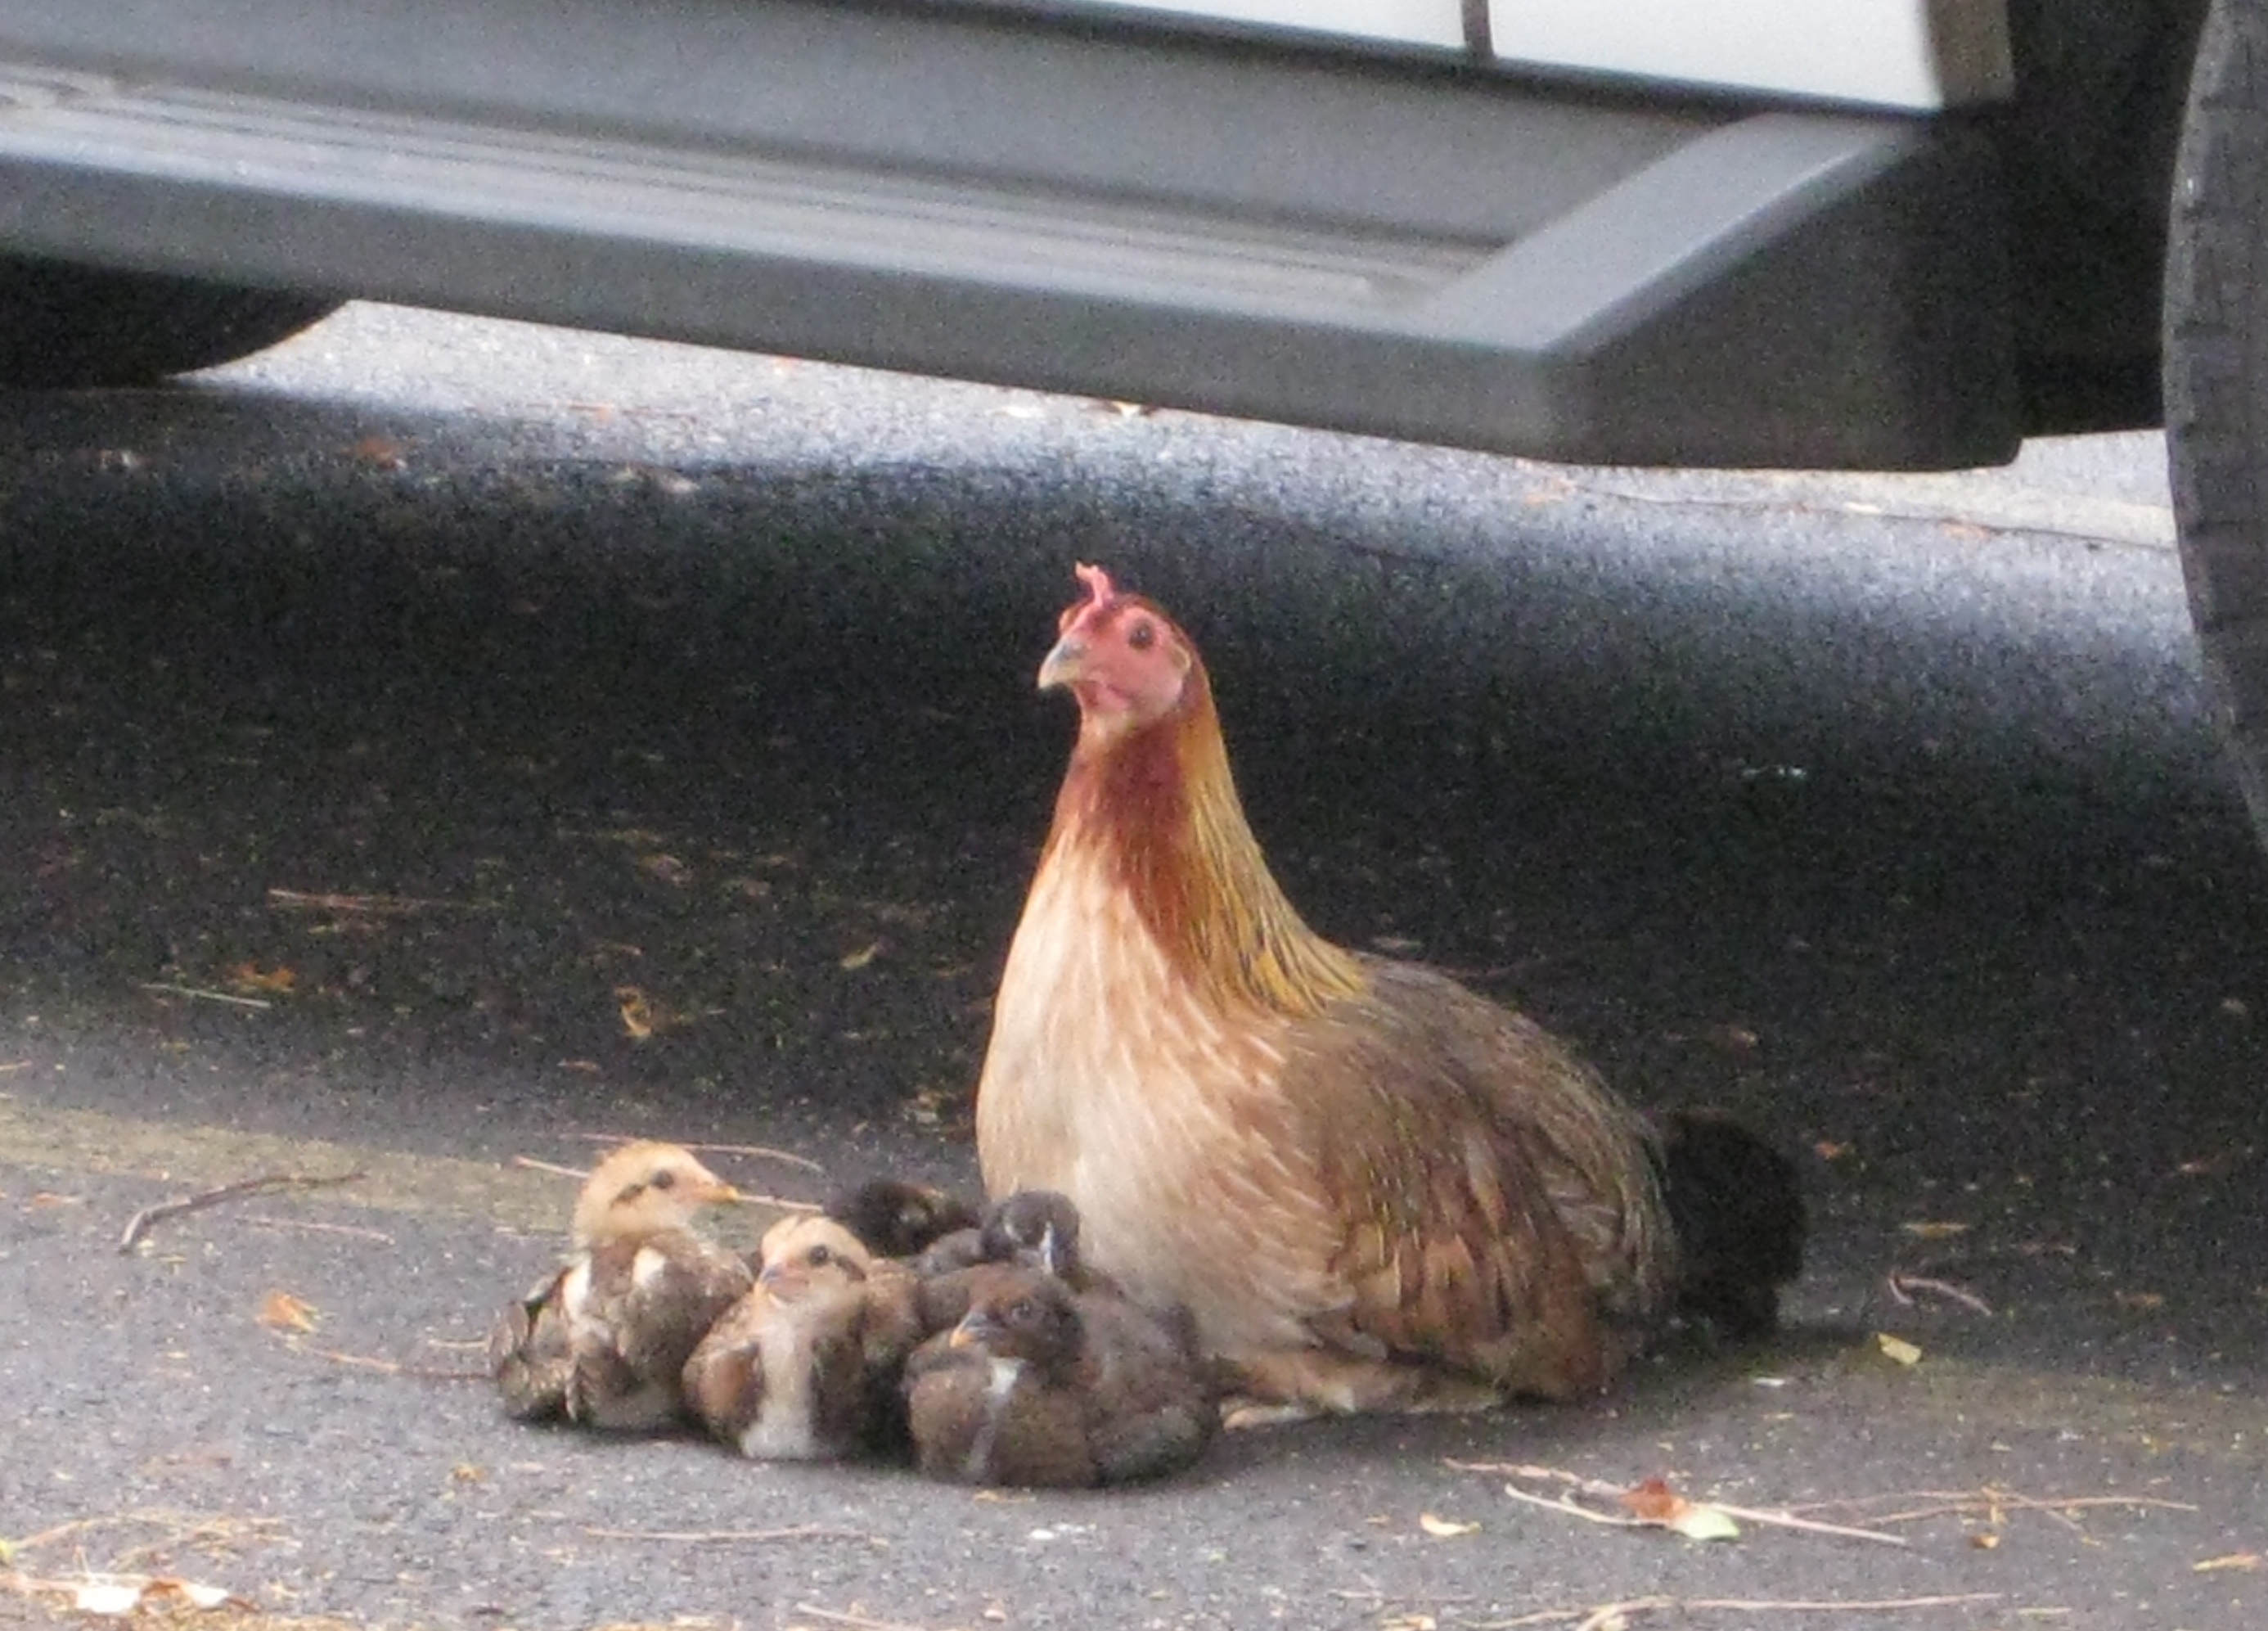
[1292,959,1672,1397]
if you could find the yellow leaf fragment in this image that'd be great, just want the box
[1667,1503,1743,1542]
[1417,1513,1478,1538]
[839,941,882,971]
[1900,1220,1970,1239]
[616,986,655,1041]
[1876,1332,1924,1367]
[223,962,297,994]
[257,1290,319,1333]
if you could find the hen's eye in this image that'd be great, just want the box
[1009,1300,1037,1323]
[649,1170,677,1191]
[1127,621,1155,651]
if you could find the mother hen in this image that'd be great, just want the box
[976,565,1800,1422]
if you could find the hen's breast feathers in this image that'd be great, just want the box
[976,831,1671,1396]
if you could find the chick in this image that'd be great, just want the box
[913,1188,1121,1330]
[903,1263,1217,1487]
[682,1214,925,1461]
[489,1141,751,1431]
[823,1176,982,1259]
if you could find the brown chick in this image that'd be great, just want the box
[903,1263,1216,1487]
[681,1214,925,1460]
[974,565,1804,1423]
[489,1141,751,1431]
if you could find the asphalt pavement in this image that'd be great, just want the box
[2,304,2266,1630]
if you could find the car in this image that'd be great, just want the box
[2,0,2259,831]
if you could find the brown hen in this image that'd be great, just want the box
[975,565,1801,1422]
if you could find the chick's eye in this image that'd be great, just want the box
[808,1244,831,1265]
[649,1169,677,1192]
[1127,620,1155,651]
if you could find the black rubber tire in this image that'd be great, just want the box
[0,255,341,388]
[2167,0,2268,833]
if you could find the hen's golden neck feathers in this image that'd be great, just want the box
[1050,667,1362,1019]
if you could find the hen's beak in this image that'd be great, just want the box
[1037,635,1087,691]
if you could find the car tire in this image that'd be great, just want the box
[2167,0,2268,836]
[0,255,341,388]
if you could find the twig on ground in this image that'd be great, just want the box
[267,888,473,915]
[119,1170,366,1254]
[138,981,271,1011]
[739,1192,823,1213]
[511,1156,591,1180]
[1789,1488,2199,1529]
[1449,1462,1907,1545]
[791,1605,934,1631]
[242,1215,395,1244]
[583,1525,871,1543]
[573,1132,826,1173]
[301,1347,486,1382]
[1475,1593,2005,1629]
[1885,1273,1995,1315]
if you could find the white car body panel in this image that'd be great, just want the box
[1065,0,2014,110]
[1489,0,2014,110]
[1070,0,1465,52]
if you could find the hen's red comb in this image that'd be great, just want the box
[1072,561,1118,609]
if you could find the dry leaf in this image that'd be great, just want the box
[350,435,407,469]
[72,1576,244,1615]
[2194,1552,2263,1573]
[839,942,882,971]
[1876,1332,1924,1367]
[1417,1513,1478,1538]
[1618,1476,1741,1541]
[2115,1291,2166,1311]
[637,854,693,886]
[223,962,297,995]
[616,986,655,1041]
[1970,1533,2000,1550]
[1381,1617,1438,1631]
[1899,1220,1969,1238]
[257,1291,319,1333]
[1813,1140,1852,1160]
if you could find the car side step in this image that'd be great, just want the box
[0,0,2018,468]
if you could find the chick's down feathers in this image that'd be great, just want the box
[489,1142,751,1431]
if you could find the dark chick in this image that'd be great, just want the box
[489,1142,752,1431]
[1655,1110,1807,1341]
[904,1264,1215,1488]
[823,1177,983,1260]
[912,1189,1122,1331]
[682,1214,924,1461]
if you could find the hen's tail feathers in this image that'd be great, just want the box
[1657,1111,1807,1342]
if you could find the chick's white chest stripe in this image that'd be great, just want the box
[964,1356,1028,1480]
[736,1308,821,1460]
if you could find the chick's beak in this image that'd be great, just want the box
[1037,635,1087,692]
[948,1309,1001,1349]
